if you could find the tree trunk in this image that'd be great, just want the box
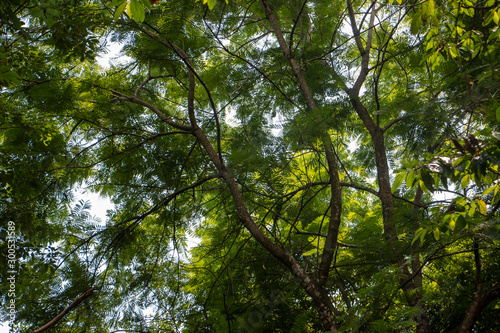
[458,282,500,333]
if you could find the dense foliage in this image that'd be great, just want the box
[1,0,500,331]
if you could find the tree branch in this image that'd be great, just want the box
[33,288,96,333]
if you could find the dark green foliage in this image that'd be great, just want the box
[1,0,500,331]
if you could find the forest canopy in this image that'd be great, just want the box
[1,0,500,331]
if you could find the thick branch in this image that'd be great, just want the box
[458,282,500,333]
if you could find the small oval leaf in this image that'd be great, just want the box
[477,199,487,215]
[434,228,440,241]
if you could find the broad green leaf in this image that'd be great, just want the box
[421,170,434,192]
[420,228,428,244]
[456,214,467,229]
[406,170,416,189]
[493,10,499,24]
[449,46,458,59]
[129,0,145,23]
[392,172,405,192]
[423,0,435,16]
[453,156,465,166]
[461,174,470,189]
[411,11,423,34]
[419,179,429,193]
[114,1,127,20]
[483,185,496,195]
[139,0,152,10]
[433,228,440,241]
[449,218,456,231]
[477,199,487,215]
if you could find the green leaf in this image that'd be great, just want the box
[411,11,423,34]
[419,179,429,193]
[413,228,425,245]
[440,174,448,189]
[107,0,126,7]
[483,185,496,195]
[140,0,153,10]
[496,106,500,122]
[468,201,476,217]
[423,0,435,16]
[449,218,456,231]
[421,170,434,192]
[406,170,416,189]
[420,228,428,244]
[203,0,217,10]
[461,174,470,189]
[449,46,458,59]
[114,1,127,20]
[129,0,145,23]
[477,199,487,215]
[453,156,465,166]
[392,173,405,192]
[456,214,467,229]
[433,228,440,241]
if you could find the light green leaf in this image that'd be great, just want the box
[477,199,487,215]
[449,46,458,58]
[461,174,470,189]
[423,0,435,16]
[129,0,145,23]
[493,10,499,24]
[406,170,416,189]
[433,228,440,241]
[453,156,465,166]
[114,1,127,20]
[203,0,217,10]
[483,185,496,195]
[419,179,429,193]
[392,172,405,192]
[449,218,456,231]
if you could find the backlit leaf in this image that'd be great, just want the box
[129,0,145,22]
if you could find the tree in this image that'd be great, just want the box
[1,0,500,331]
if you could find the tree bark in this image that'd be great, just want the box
[458,282,500,333]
